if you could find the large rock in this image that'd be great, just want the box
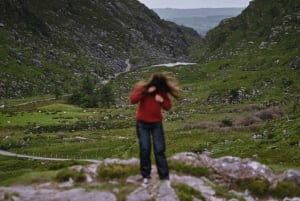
[170,152,277,184]
[170,152,212,167]
[210,156,276,183]
[279,169,300,187]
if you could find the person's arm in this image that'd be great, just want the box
[156,93,171,111]
[130,86,144,104]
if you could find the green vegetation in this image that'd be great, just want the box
[68,76,115,108]
[0,0,299,199]
[0,155,86,186]
[235,179,300,198]
[172,183,205,201]
[169,162,209,178]
[97,164,139,182]
[1,56,299,194]
[269,181,300,198]
[56,168,86,183]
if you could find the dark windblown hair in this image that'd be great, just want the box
[137,72,182,100]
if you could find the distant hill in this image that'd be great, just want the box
[153,8,245,36]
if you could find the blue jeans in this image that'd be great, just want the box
[136,120,169,180]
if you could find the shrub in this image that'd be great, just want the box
[222,119,233,127]
[56,169,86,182]
[169,162,209,177]
[4,192,20,200]
[269,181,300,198]
[234,116,261,127]
[255,107,284,120]
[99,83,115,108]
[247,179,269,196]
[184,121,222,131]
[173,183,205,201]
[68,75,100,108]
[97,164,139,181]
[235,179,269,197]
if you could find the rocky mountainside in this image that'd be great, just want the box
[0,152,300,200]
[199,0,300,61]
[0,0,202,98]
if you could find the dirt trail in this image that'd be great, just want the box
[0,149,100,163]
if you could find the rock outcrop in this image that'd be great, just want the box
[1,152,299,200]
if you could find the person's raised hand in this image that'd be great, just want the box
[155,94,164,103]
[148,86,156,93]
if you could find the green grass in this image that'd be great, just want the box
[169,162,209,177]
[172,183,205,201]
[0,46,299,187]
[0,155,86,186]
[97,164,140,182]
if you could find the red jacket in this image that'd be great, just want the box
[130,86,171,123]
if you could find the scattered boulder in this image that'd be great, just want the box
[31,59,42,67]
[170,152,211,167]
[290,56,300,70]
[279,169,300,187]
[210,156,276,184]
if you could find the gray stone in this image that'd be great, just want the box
[290,56,300,70]
[127,187,152,201]
[210,156,276,183]
[172,175,216,197]
[31,59,42,67]
[157,180,179,201]
[279,169,300,186]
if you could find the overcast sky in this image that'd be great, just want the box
[137,0,252,9]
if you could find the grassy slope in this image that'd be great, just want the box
[1,45,299,185]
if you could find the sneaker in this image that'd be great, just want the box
[143,178,149,185]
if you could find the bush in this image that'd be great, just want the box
[269,181,300,198]
[173,183,205,201]
[68,75,100,108]
[97,164,139,181]
[222,119,233,127]
[236,179,269,197]
[184,121,221,131]
[169,162,209,177]
[234,116,261,127]
[56,169,86,182]
[247,179,269,196]
[255,107,284,120]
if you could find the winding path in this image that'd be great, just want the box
[0,149,100,163]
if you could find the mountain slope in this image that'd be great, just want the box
[0,0,202,98]
[202,0,299,59]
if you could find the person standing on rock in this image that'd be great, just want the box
[130,72,181,185]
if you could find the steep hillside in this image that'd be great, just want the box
[0,0,202,98]
[190,0,300,112]
[201,0,299,60]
